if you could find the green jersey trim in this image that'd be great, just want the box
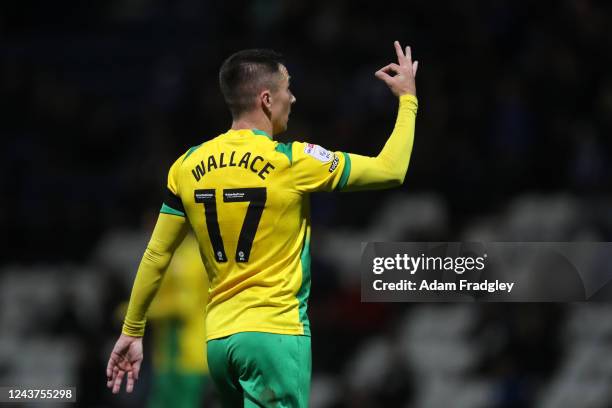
[183,144,203,162]
[160,203,185,217]
[335,152,352,191]
[275,142,294,165]
[297,235,311,335]
[252,129,272,140]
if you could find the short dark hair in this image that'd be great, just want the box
[219,49,285,118]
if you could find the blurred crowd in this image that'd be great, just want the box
[1,0,612,407]
[2,0,612,262]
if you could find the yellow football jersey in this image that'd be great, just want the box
[161,129,350,341]
[122,95,417,340]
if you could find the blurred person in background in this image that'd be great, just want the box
[145,230,210,408]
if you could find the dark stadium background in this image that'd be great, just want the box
[2,1,612,407]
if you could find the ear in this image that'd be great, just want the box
[260,90,272,109]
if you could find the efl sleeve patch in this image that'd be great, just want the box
[304,143,333,163]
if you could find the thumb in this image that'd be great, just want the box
[413,60,419,76]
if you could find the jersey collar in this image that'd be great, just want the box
[252,128,273,140]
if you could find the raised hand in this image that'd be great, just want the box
[106,334,143,394]
[375,41,418,97]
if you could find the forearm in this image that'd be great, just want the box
[121,213,187,336]
[343,94,418,191]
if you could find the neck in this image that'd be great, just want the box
[231,112,273,138]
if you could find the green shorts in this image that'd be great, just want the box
[207,332,311,408]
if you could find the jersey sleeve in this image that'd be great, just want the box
[122,150,196,336]
[160,154,187,217]
[289,142,352,193]
[339,94,418,191]
[122,212,188,336]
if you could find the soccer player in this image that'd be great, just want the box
[106,41,418,407]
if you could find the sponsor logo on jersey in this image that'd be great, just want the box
[329,154,340,172]
[304,144,333,163]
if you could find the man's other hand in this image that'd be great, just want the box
[106,333,143,394]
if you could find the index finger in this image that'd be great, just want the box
[394,41,405,64]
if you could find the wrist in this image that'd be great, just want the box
[399,93,417,101]
[120,332,143,339]
[398,94,418,115]
[121,322,145,338]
